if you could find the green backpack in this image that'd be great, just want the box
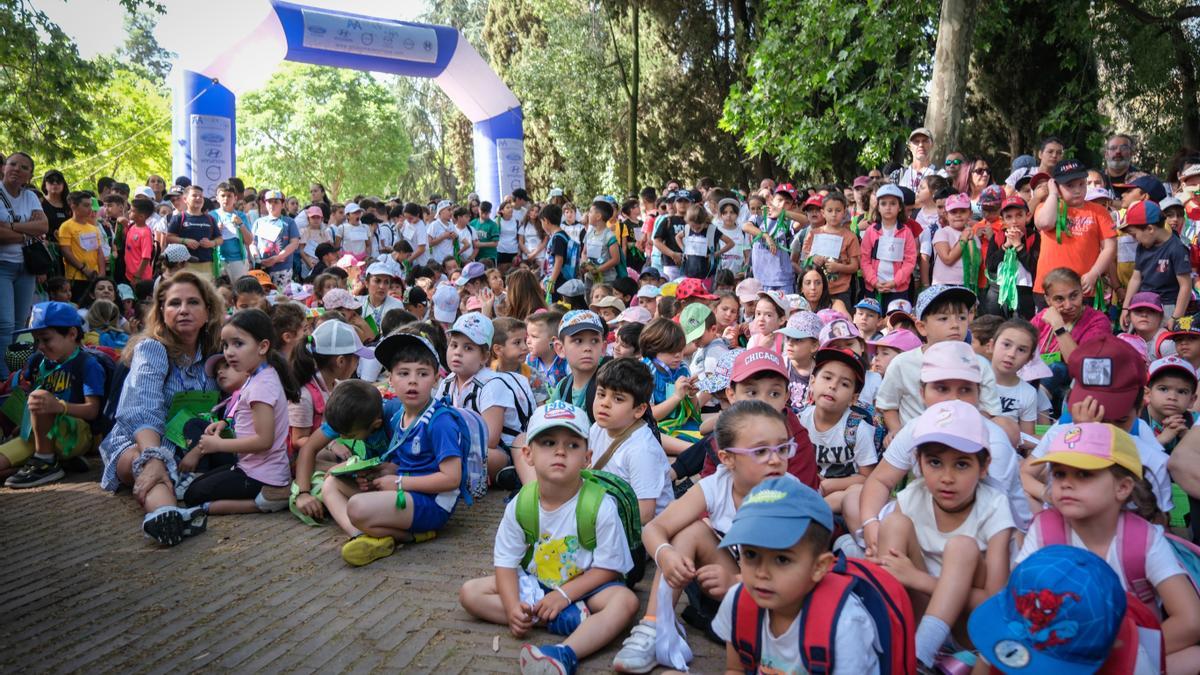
[516,469,647,588]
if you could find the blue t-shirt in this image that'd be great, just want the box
[644,357,689,405]
[252,215,300,273]
[386,401,464,512]
[167,213,221,262]
[319,398,403,458]
[210,208,248,262]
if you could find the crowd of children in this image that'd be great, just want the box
[5,141,1200,673]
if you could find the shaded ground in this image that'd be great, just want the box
[0,469,722,673]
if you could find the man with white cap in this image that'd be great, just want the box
[893,127,939,191]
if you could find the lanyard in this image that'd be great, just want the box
[34,348,80,389]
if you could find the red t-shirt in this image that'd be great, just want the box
[124,223,154,283]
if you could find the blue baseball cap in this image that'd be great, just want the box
[18,301,82,333]
[914,284,977,319]
[854,297,882,315]
[967,545,1128,675]
[719,477,833,550]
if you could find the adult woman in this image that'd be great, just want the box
[1036,137,1065,176]
[955,157,993,217]
[0,153,49,378]
[39,169,71,240]
[1031,267,1111,412]
[285,196,301,218]
[943,151,966,186]
[799,264,849,316]
[503,267,547,319]
[308,183,331,209]
[146,174,167,202]
[99,272,223,546]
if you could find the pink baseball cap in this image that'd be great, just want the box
[322,288,362,311]
[757,290,790,314]
[730,347,788,383]
[816,308,844,325]
[1031,423,1142,477]
[305,205,324,218]
[465,296,483,311]
[945,193,972,211]
[868,328,922,353]
[735,278,763,304]
[921,340,982,383]
[912,400,988,454]
[613,306,652,325]
[1126,292,1164,313]
[818,317,862,348]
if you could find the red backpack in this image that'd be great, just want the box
[730,553,915,674]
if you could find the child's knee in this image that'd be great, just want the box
[943,535,981,565]
[459,577,494,612]
[346,495,370,525]
[880,511,913,534]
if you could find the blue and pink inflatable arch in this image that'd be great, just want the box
[170,0,523,206]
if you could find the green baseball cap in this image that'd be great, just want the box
[680,303,713,343]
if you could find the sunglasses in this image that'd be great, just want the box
[973,168,991,175]
[944,159,963,167]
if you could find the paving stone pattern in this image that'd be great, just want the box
[0,470,723,673]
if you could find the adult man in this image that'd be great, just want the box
[1102,133,1139,195]
[251,190,301,287]
[893,127,939,192]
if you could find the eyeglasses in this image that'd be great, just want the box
[723,440,797,463]
[944,158,963,167]
[973,168,991,175]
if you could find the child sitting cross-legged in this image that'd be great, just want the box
[613,400,797,673]
[875,400,1015,670]
[329,332,468,566]
[459,402,639,675]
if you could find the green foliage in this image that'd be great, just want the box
[237,63,412,202]
[721,0,938,182]
[117,9,174,81]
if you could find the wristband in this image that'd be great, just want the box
[554,586,571,604]
[861,516,880,528]
[653,542,674,566]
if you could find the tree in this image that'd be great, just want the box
[117,9,174,82]
[237,63,412,201]
[924,0,980,161]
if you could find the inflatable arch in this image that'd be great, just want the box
[169,0,524,206]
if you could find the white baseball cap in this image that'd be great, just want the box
[133,185,156,201]
[366,262,397,279]
[311,320,375,359]
[432,283,460,323]
[527,401,590,442]
[344,202,363,214]
[448,311,494,347]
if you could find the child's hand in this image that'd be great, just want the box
[695,564,735,599]
[722,325,741,345]
[26,388,61,415]
[196,433,223,454]
[204,420,226,437]
[178,448,201,474]
[295,493,325,520]
[1158,414,1188,443]
[533,588,570,623]
[507,602,534,638]
[862,520,881,558]
[1069,395,1106,424]
[372,474,400,492]
[879,547,921,590]
[658,547,697,589]
[811,255,826,267]
[184,239,199,250]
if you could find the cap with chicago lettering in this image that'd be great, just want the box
[730,347,788,383]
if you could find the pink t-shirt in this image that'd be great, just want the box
[931,226,968,285]
[1031,306,1112,354]
[233,366,291,487]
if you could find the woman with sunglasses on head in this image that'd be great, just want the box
[956,157,994,214]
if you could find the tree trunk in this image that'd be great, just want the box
[924,0,980,160]
[628,4,639,194]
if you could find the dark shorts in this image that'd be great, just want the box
[497,252,517,265]
[538,579,624,604]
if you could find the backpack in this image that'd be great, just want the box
[287,381,326,459]
[731,553,915,675]
[475,371,534,444]
[1036,508,1200,612]
[515,468,647,588]
[551,230,581,280]
[427,397,489,504]
[845,402,884,465]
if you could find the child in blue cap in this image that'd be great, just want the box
[712,476,882,673]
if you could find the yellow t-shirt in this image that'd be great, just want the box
[58,218,102,281]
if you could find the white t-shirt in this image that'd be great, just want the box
[713,582,882,675]
[338,222,371,255]
[0,183,42,263]
[1031,422,1173,514]
[875,347,1002,424]
[373,222,397,258]
[453,225,474,261]
[897,479,1014,576]
[493,489,633,586]
[520,223,542,260]
[1016,516,1185,594]
[996,381,1038,424]
[699,465,740,534]
[427,219,454,264]
[402,220,430,266]
[798,406,878,478]
[589,423,673,516]
[859,371,882,409]
[883,417,1032,531]
[361,294,405,330]
[497,217,520,254]
[437,368,524,450]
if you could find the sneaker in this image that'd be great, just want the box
[178,506,208,538]
[612,620,657,673]
[5,456,65,489]
[494,465,521,492]
[341,534,395,566]
[142,506,185,546]
[62,455,89,473]
[545,600,590,636]
[519,644,578,675]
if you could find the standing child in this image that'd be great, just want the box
[876,401,1014,670]
[742,184,799,292]
[124,197,156,285]
[452,206,476,264]
[932,193,981,289]
[860,184,919,307]
[583,200,621,285]
[460,402,639,675]
[1122,200,1192,330]
[472,201,500,264]
[59,191,106,303]
[984,195,1038,319]
[677,204,733,282]
[800,193,861,308]
[180,309,299,515]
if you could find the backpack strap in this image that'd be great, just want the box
[516,481,540,569]
[1034,507,1067,546]
[1120,512,1157,608]
[575,477,606,552]
[592,420,644,472]
[730,584,765,673]
[799,571,854,675]
[305,381,326,415]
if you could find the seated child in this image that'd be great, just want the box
[776,310,821,409]
[867,329,921,377]
[232,274,268,311]
[459,402,639,675]
[639,317,700,445]
[550,311,605,421]
[1,302,106,488]
[181,309,298,515]
[853,297,884,341]
[990,318,1039,450]
[1142,356,1199,453]
[329,333,465,566]
[713,476,883,673]
[612,322,643,360]
[613,400,795,673]
[526,310,568,393]
[1019,423,1200,673]
[876,401,1014,669]
[799,347,878,512]
[970,314,1004,359]
[1125,292,1169,357]
[83,299,129,351]
[589,358,673,523]
[288,318,372,470]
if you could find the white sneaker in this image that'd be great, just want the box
[612,620,657,673]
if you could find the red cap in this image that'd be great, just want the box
[730,348,788,384]
[774,183,798,203]
[1028,172,1051,190]
[853,176,871,189]
[802,195,824,210]
[1066,334,1147,416]
[1000,195,1028,212]
[676,277,716,301]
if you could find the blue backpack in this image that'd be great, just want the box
[552,230,581,280]
[426,398,490,504]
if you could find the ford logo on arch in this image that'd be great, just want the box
[200,133,224,144]
[308,25,326,35]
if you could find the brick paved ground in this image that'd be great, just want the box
[0,469,723,673]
